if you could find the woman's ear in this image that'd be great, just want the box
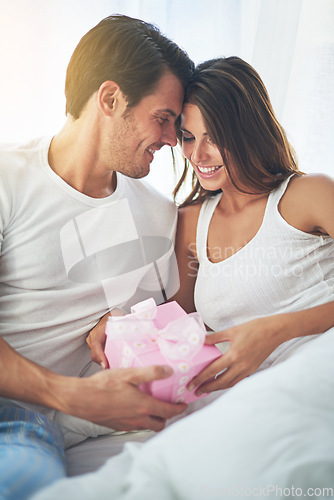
[97,81,127,116]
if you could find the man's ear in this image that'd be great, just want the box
[97,81,126,116]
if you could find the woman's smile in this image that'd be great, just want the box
[194,164,223,178]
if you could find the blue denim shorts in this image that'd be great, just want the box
[0,405,66,500]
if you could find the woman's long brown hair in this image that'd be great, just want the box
[174,57,303,207]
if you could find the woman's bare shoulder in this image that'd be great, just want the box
[281,173,334,234]
[288,172,334,194]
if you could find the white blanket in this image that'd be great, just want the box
[34,329,334,499]
[62,391,223,476]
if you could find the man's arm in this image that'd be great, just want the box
[0,336,186,431]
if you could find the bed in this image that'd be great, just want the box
[33,328,334,499]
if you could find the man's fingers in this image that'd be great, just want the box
[88,341,108,368]
[99,355,109,370]
[129,364,174,386]
[86,311,110,365]
[93,347,108,367]
[86,328,108,367]
[120,366,188,419]
[148,397,187,420]
[139,415,166,432]
[111,415,166,433]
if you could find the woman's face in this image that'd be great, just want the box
[180,103,228,191]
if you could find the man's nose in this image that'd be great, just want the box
[160,122,177,147]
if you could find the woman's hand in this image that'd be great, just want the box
[189,300,334,394]
[188,315,286,394]
[86,309,126,369]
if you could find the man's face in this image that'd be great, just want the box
[108,71,184,179]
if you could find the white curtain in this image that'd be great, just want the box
[0,0,333,196]
[241,0,334,176]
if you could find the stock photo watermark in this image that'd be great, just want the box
[186,242,306,279]
[200,484,334,498]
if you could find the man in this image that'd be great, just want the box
[0,14,194,499]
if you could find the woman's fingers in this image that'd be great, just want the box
[188,356,228,392]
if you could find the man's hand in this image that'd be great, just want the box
[61,364,187,432]
[86,309,125,369]
[0,337,186,433]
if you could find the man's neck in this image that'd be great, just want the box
[48,117,116,198]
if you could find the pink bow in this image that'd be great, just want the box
[106,299,206,363]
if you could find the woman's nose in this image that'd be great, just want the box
[191,142,208,164]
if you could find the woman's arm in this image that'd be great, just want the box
[189,174,334,393]
[170,205,200,313]
[189,300,334,393]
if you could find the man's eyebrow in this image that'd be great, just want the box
[157,108,178,117]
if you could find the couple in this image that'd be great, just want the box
[0,14,333,499]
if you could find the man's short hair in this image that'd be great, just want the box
[65,14,194,119]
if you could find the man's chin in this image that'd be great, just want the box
[123,165,150,179]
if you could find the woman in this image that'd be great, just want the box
[172,56,334,395]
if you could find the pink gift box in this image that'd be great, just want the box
[104,298,221,403]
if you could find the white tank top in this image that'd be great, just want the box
[194,176,334,334]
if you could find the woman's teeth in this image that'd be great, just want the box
[197,165,222,174]
[147,148,155,155]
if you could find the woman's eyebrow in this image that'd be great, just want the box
[179,127,208,137]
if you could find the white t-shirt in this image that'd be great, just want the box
[0,136,178,413]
